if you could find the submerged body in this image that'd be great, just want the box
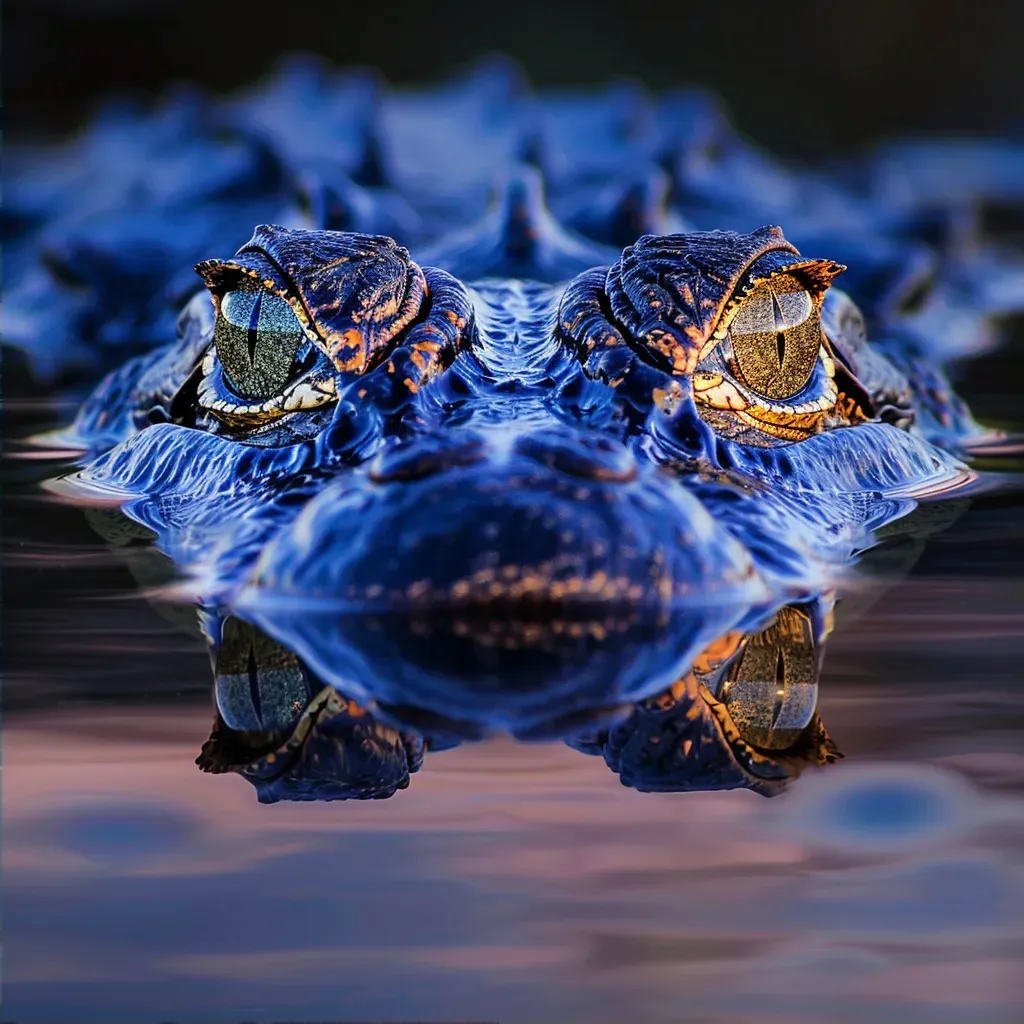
[22,60,1024,798]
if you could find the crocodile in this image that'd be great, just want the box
[21,58,1024,800]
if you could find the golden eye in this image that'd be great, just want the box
[721,634,818,750]
[215,288,305,399]
[728,273,822,401]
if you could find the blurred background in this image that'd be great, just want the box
[8,0,1024,154]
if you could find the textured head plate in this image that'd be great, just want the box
[606,225,844,373]
[195,225,427,373]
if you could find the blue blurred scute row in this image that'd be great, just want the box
[5,53,1024,386]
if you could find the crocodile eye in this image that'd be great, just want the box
[729,273,822,401]
[214,618,313,735]
[215,288,306,399]
[719,612,818,750]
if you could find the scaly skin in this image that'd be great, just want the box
[21,59,1024,800]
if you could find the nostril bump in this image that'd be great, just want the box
[369,436,487,483]
[513,433,638,483]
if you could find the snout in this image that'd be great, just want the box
[239,431,766,613]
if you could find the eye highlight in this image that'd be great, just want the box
[215,288,306,399]
[728,273,822,401]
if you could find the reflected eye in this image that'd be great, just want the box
[729,273,822,401]
[214,618,313,735]
[215,288,306,399]
[719,607,818,750]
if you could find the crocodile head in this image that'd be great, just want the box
[50,219,972,750]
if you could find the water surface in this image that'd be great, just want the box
[4,394,1024,1024]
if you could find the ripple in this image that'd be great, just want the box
[21,802,200,865]
[773,763,989,851]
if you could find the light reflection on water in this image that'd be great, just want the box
[4,413,1024,1023]
[5,711,1024,1022]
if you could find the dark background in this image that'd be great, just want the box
[7,0,1024,156]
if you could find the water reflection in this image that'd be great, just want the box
[20,484,999,806]
[6,702,1022,1023]
[197,602,839,802]
[573,605,841,796]
[200,643,428,802]
[71,500,879,804]
[6,459,1024,1021]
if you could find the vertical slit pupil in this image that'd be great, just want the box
[246,289,263,364]
[771,289,787,369]
[247,643,263,725]
[770,647,786,729]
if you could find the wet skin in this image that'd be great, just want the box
[21,61,1024,799]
